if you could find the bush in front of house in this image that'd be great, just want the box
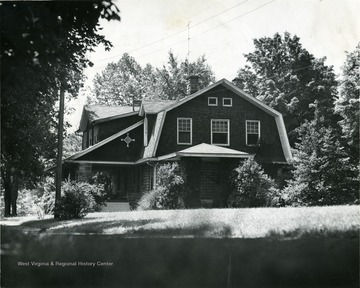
[11,178,55,218]
[137,163,187,210]
[54,181,105,219]
[228,158,280,208]
[90,171,113,204]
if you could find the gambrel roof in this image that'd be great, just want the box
[78,105,137,132]
[140,78,292,163]
[69,78,292,164]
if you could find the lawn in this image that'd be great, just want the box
[1,205,359,287]
[2,205,359,238]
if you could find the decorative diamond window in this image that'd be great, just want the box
[246,120,260,146]
[211,119,229,146]
[177,118,192,145]
[121,133,135,147]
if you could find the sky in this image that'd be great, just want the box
[66,0,360,131]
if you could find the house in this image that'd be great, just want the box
[63,78,292,208]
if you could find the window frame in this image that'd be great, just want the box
[88,128,93,146]
[208,97,218,106]
[93,126,99,144]
[246,120,261,146]
[211,119,230,146]
[222,97,232,107]
[177,117,192,145]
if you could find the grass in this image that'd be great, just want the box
[1,205,359,238]
[1,206,359,287]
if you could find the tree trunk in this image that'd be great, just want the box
[55,78,65,219]
[11,173,19,216]
[4,178,11,217]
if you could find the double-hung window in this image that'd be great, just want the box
[211,119,230,146]
[177,118,192,145]
[246,120,260,146]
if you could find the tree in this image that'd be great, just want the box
[91,53,143,106]
[88,51,216,105]
[334,43,360,166]
[234,32,338,144]
[282,110,359,206]
[157,51,215,100]
[1,1,120,216]
[63,133,82,159]
[228,158,279,208]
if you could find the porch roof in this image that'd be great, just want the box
[176,143,253,158]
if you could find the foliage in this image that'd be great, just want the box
[137,162,187,210]
[54,181,105,219]
[1,1,120,216]
[234,32,338,144]
[1,178,56,218]
[156,51,215,100]
[87,51,216,105]
[62,133,82,159]
[137,187,164,211]
[15,189,40,217]
[282,114,359,206]
[90,53,144,105]
[228,158,280,208]
[334,43,360,167]
[90,171,113,202]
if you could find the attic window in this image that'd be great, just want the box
[208,97,218,106]
[223,98,232,107]
[246,120,260,146]
[177,118,192,145]
[211,119,229,146]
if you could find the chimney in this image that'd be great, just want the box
[187,75,200,95]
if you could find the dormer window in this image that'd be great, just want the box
[246,120,260,146]
[223,98,232,107]
[208,97,218,106]
[177,118,192,145]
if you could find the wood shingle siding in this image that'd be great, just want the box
[156,84,286,163]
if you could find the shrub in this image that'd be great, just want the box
[228,158,280,208]
[16,189,40,216]
[137,163,187,210]
[54,181,105,219]
[90,171,112,202]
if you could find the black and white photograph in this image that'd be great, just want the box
[1,0,359,287]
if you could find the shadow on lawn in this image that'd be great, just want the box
[14,217,234,237]
[1,225,358,288]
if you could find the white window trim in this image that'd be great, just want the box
[208,97,218,106]
[177,118,192,145]
[246,120,261,146]
[211,119,230,146]
[223,98,232,107]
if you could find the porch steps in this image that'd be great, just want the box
[101,202,131,212]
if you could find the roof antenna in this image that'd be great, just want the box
[187,21,190,76]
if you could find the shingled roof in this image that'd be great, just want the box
[78,105,138,132]
[139,100,177,115]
